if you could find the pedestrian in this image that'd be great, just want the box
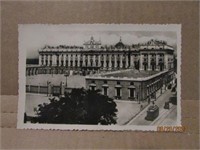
[140,104,143,111]
[148,98,150,104]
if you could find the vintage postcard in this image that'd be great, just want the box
[17,24,181,131]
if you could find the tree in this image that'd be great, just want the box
[35,88,118,125]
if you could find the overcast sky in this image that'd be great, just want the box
[19,24,178,59]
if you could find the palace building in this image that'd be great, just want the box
[26,36,176,102]
[85,69,175,102]
[27,36,175,75]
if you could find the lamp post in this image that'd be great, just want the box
[64,70,70,87]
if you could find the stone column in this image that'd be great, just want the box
[139,54,144,70]
[114,54,117,68]
[48,55,51,66]
[148,54,151,71]
[130,55,134,68]
[126,55,129,68]
[103,54,106,68]
[43,55,46,66]
[88,55,91,66]
[59,54,62,66]
[120,55,123,68]
[77,54,80,67]
[68,55,71,67]
[109,55,112,69]
[93,55,96,67]
[156,54,159,71]
[98,55,101,67]
[48,55,52,66]
[72,54,75,67]
[164,54,168,70]
[39,55,42,66]
[52,55,56,66]
[83,55,86,66]
[63,54,66,66]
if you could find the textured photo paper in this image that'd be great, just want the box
[17,24,181,131]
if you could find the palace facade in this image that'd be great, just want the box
[32,36,174,75]
[26,36,176,101]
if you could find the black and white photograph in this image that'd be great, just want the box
[17,24,181,131]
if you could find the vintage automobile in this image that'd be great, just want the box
[145,105,159,121]
[170,86,177,105]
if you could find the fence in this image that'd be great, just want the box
[26,85,73,96]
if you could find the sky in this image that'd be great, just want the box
[18,24,179,59]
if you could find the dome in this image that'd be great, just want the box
[115,37,125,48]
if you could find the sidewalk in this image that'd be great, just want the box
[115,99,149,125]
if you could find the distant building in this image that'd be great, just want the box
[26,37,175,76]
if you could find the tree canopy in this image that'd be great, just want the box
[35,88,118,125]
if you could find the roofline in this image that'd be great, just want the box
[85,70,170,82]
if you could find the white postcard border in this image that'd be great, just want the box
[17,24,182,131]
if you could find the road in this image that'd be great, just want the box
[127,89,177,125]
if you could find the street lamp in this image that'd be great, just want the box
[64,70,70,87]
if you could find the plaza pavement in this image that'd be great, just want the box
[25,94,51,117]
[26,74,86,88]
[115,100,148,125]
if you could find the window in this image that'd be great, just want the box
[90,86,95,91]
[104,80,107,84]
[80,61,82,67]
[129,88,135,98]
[116,88,121,98]
[130,82,134,85]
[101,61,104,67]
[112,61,114,68]
[103,87,108,96]
[41,55,44,65]
[90,81,96,91]
[46,57,48,66]
[117,81,120,85]
[70,60,73,67]
[91,60,93,66]
[56,55,59,66]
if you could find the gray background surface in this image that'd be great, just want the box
[1,1,199,149]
